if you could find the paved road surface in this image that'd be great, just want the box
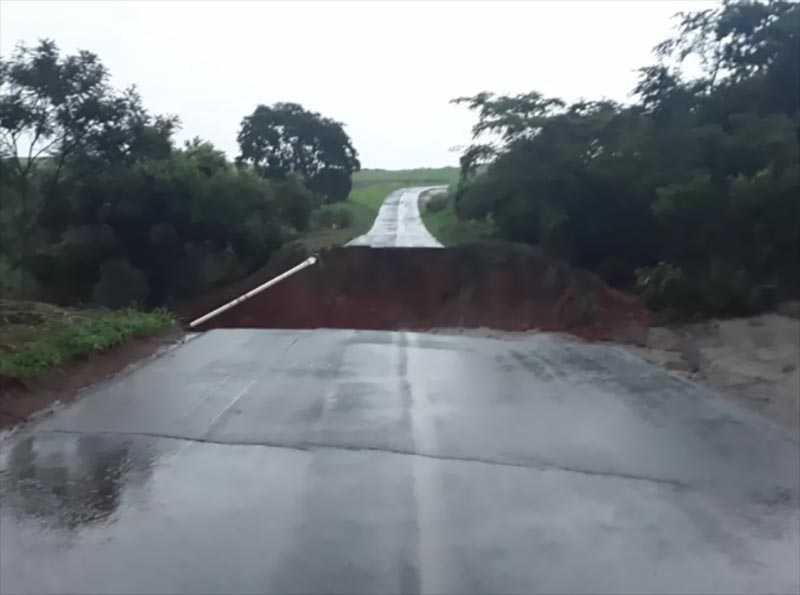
[1,329,798,594]
[347,187,444,248]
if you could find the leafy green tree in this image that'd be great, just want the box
[92,259,149,308]
[23,139,308,306]
[306,167,352,203]
[0,39,177,292]
[236,102,360,201]
[452,0,799,316]
[1,41,325,308]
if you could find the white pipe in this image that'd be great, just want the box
[189,255,318,328]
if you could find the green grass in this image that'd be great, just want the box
[306,185,400,247]
[343,170,463,240]
[420,191,496,246]
[0,300,175,379]
[352,167,460,189]
[349,182,405,211]
[303,168,462,250]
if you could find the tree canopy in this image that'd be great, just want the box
[452,0,799,317]
[1,41,320,308]
[236,102,360,202]
[0,40,179,283]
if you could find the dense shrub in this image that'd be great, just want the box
[308,168,353,203]
[92,259,150,309]
[452,1,799,317]
[425,195,448,214]
[2,139,310,306]
[0,43,348,308]
[637,260,766,319]
[311,206,354,230]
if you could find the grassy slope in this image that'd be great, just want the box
[295,184,399,250]
[420,191,495,246]
[0,300,174,379]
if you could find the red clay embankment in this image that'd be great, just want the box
[189,244,649,342]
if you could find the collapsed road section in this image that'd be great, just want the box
[189,244,649,342]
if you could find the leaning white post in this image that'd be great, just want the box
[188,255,318,329]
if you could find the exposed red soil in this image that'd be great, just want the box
[192,245,649,343]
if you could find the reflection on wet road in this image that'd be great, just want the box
[2,433,155,531]
[347,186,444,248]
[1,329,798,594]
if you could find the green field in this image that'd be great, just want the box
[352,167,460,189]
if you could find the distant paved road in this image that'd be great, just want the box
[347,186,444,248]
[1,329,798,594]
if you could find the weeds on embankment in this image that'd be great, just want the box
[0,301,174,380]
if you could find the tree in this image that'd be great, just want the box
[24,140,307,307]
[306,167,352,203]
[451,0,799,316]
[236,102,360,201]
[0,39,178,292]
[451,91,565,145]
[1,41,318,308]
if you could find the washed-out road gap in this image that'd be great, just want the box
[1,187,798,595]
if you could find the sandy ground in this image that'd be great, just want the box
[431,306,800,440]
[621,312,799,439]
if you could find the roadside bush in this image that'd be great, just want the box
[200,247,246,287]
[636,262,693,315]
[308,168,353,203]
[92,259,150,308]
[451,1,799,317]
[0,305,174,379]
[272,177,318,232]
[637,260,764,320]
[696,259,763,317]
[5,145,311,308]
[425,195,448,214]
[311,206,354,230]
[0,42,326,309]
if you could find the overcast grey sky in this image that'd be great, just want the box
[0,0,710,169]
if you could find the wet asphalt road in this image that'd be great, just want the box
[1,329,798,595]
[347,187,444,248]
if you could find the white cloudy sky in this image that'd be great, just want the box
[0,0,711,168]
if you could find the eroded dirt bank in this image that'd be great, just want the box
[191,244,649,342]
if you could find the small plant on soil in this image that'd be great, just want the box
[0,301,175,379]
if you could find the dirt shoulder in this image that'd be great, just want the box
[1,300,183,430]
[620,311,799,439]
[1,327,185,430]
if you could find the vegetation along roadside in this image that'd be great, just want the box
[0,300,175,382]
[447,1,798,320]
